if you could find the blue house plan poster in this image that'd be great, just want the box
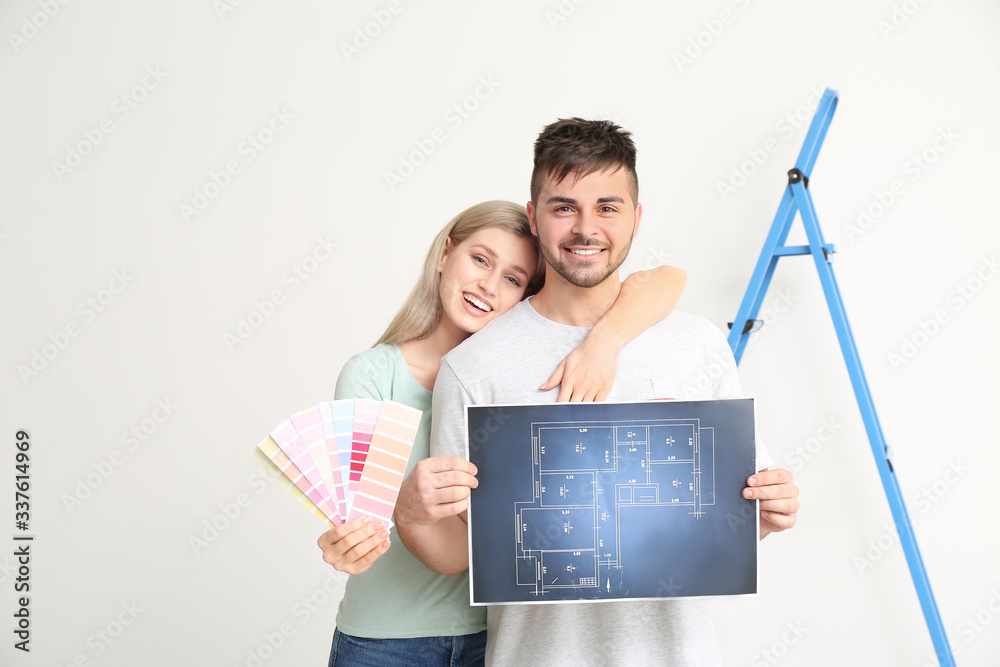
[465,398,758,605]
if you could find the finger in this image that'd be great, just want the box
[595,386,611,402]
[758,498,800,515]
[761,510,796,531]
[332,519,384,555]
[417,484,474,507]
[407,472,477,510]
[743,483,798,501]
[540,360,565,391]
[333,530,391,574]
[568,385,588,403]
[429,470,479,490]
[747,468,792,487]
[418,457,478,476]
[343,525,391,563]
[317,516,372,547]
[345,538,391,574]
[430,497,470,519]
[556,380,573,403]
[321,534,367,570]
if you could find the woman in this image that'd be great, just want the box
[318,201,686,666]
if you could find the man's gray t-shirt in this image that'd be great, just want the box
[431,299,773,666]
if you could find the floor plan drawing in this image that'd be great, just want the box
[516,418,714,597]
[467,399,758,605]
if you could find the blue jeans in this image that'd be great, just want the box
[328,628,486,667]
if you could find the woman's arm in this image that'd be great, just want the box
[541,264,687,401]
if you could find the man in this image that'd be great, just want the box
[396,118,800,665]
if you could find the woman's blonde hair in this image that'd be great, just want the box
[375,200,544,346]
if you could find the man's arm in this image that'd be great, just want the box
[393,457,476,576]
[541,265,687,401]
[710,332,800,539]
[395,359,475,576]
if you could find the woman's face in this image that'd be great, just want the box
[437,227,538,335]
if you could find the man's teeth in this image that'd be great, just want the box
[570,248,601,256]
[464,294,492,312]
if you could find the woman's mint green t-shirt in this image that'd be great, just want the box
[333,343,486,638]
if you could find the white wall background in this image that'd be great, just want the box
[2,1,998,665]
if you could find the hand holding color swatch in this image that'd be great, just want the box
[255,399,422,528]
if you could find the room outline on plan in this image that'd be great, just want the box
[514,417,715,598]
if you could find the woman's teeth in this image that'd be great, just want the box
[464,294,492,312]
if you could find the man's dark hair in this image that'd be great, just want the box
[530,118,638,205]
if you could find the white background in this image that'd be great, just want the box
[2,1,998,665]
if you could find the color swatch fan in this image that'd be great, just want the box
[254,399,422,529]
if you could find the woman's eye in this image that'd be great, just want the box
[473,255,487,266]
[506,275,521,287]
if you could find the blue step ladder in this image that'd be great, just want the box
[726,88,955,666]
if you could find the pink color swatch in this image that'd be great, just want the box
[255,399,422,529]
[348,400,423,525]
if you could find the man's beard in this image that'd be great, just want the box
[540,235,633,288]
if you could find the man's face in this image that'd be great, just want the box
[527,167,642,289]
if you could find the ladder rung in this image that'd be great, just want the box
[773,244,835,256]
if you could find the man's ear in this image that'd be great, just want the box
[526,201,538,236]
[632,202,643,239]
[437,237,453,272]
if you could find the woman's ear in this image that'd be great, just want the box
[437,237,453,273]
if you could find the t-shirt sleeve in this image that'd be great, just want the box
[709,340,744,401]
[334,353,384,402]
[430,358,472,459]
[709,334,775,471]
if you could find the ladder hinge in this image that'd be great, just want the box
[788,168,809,189]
